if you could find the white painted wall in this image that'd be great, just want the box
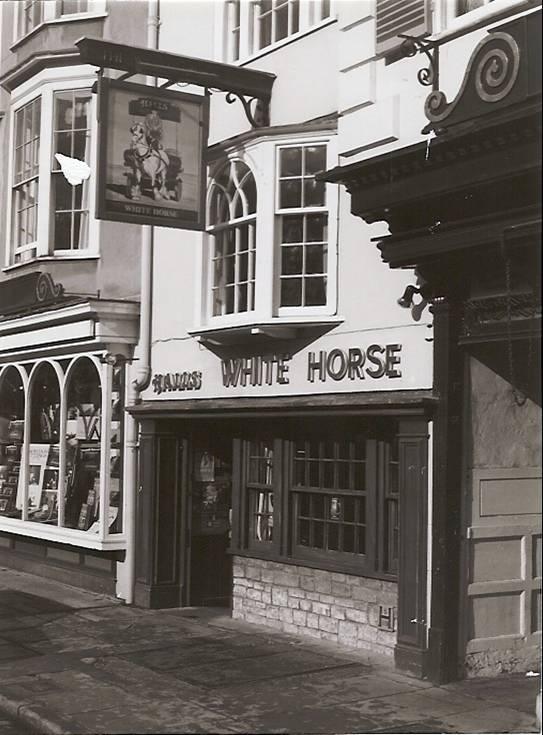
[145,0,528,404]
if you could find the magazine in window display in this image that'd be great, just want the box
[96,78,208,230]
[16,444,50,511]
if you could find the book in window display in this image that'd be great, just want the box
[64,443,101,530]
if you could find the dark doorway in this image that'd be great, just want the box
[187,433,232,607]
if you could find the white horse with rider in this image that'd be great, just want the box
[127,120,171,201]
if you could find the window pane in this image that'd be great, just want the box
[328,523,339,550]
[305,276,326,306]
[259,12,272,48]
[54,174,73,212]
[238,283,248,312]
[54,212,73,250]
[322,460,334,488]
[0,367,25,520]
[299,518,310,546]
[281,278,302,306]
[282,215,303,243]
[306,244,325,274]
[291,0,300,31]
[282,245,303,275]
[55,132,73,161]
[305,145,326,174]
[343,524,355,553]
[224,286,235,313]
[304,179,325,207]
[55,93,74,131]
[275,3,288,40]
[280,180,302,208]
[280,147,302,176]
[306,213,327,241]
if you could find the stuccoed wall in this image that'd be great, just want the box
[232,556,398,657]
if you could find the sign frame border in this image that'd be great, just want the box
[96,77,209,231]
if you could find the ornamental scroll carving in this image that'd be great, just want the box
[424,32,521,127]
[35,272,65,303]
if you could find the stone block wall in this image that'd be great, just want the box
[232,556,398,656]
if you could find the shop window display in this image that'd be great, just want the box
[0,354,125,542]
[27,362,61,523]
[64,358,101,529]
[0,367,25,518]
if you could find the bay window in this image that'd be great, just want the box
[201,135,337,332]
[9,80,97,265]
[16,0,101,41]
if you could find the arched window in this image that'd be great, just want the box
[64,358,101,530]
[0,367,25,518]
[207,160,257,316]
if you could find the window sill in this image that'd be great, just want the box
[10,13,107,52]
[234,16,337,67]
[0,517,126,550]
[3,254,100,274]
[229,546,398,583]
[189,315,344,346]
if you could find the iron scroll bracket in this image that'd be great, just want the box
[399,34,440,90]
[225,91,270,128]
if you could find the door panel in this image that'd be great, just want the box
[465,467,542,663]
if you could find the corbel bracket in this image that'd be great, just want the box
[399,34,440,90]
[225,92,270,128]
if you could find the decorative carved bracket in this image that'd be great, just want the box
[423,31,521,133]
[399,34,440,90]
[225,92,270,128]
[36,272,65,303]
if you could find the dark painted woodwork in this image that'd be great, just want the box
[425,298,465,683]
[135,419,187,608]
[395,418,429,678]
[129,389,437,418]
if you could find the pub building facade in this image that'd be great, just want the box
[132,0,541,683]
[0,1,148,596]
[0,0,538,687]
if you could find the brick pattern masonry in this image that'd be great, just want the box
[232,556,398,656]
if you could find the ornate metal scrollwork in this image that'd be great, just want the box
[225,91,270,128]
[36,272,65,303]
[399,35,439,89]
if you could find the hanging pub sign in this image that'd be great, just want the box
[96,78,209,230]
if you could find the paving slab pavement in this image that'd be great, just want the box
[0,567,540,734]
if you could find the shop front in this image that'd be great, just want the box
[323,8,541,679]
[0,274,139,595]
[132,325,435,664]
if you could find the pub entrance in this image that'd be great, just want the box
[186,431,232,607]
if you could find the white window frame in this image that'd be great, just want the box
[5,68,100,269]
[13,0,107,46]
[219,0,335,64]
[0,352,126,551]
[199,134,338,330]
[434,0,533,36]
[275,139,335,316]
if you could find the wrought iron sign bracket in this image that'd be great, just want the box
[225,91,270,128]
[76,37,275,130]
[399,34,440,90]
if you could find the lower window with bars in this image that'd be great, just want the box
[234,422,400,578]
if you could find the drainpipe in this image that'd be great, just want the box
[122,0,160,605]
